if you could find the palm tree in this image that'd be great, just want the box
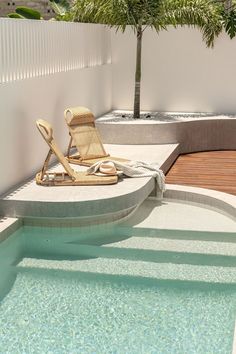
[72,0,223,118]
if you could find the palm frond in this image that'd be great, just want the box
[156,0,223,47]
[72,0,223,46]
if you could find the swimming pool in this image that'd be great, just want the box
[0,217,236,354]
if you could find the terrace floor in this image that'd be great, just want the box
[166,150,236,196]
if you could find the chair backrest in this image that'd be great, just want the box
[36,119,76,177]
[64,106,107,159]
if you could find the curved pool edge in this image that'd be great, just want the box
[164,184,236,222]
[0,177,155,221]
[0,183,235,234]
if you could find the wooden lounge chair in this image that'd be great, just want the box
[64,106,129,166]
[36,119,118,186]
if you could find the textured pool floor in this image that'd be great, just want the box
[1,215,236,354]
[0,269,235,354]
[19,257,236,284]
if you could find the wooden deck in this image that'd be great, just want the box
[166,151,236,196]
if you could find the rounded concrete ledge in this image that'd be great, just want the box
[0,176,155,221]
[165,184,236,221]
[0,144,178,222]
[97,117,236,153]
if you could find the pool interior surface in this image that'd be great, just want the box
[0,200,236,353]
[1,266,235,354]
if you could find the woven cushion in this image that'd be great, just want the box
[65,106,95,126]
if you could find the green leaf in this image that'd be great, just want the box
[15,6,42,20]
[7,13,24,19]
[223,9,236,39]
[49,0,70,16]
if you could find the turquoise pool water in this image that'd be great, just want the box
[0,226,236,354]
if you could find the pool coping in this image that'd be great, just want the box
[165,184,236,222]
[0,217,22,242]
[0,183,235,234]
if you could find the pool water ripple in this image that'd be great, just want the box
[0,222,236,353]
[0,270,235,354]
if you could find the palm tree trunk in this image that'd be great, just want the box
[133,25,143,118]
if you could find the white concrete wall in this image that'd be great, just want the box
[0,19,112,196]
[111,27,236,113]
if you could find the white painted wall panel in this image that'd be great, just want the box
[111,27,236,114]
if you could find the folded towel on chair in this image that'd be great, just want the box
[87,160,166,199]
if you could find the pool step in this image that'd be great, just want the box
[24,240,236,268]
[103,236,236,257]
[17,257,236,285]
[20,226,236,285]
[115,227,236,243]
[22,226,236,246]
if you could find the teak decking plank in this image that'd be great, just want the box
[166,151,236,196]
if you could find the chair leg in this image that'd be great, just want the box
[39,149,53,180]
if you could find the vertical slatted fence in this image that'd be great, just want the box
[0,19,112,83]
